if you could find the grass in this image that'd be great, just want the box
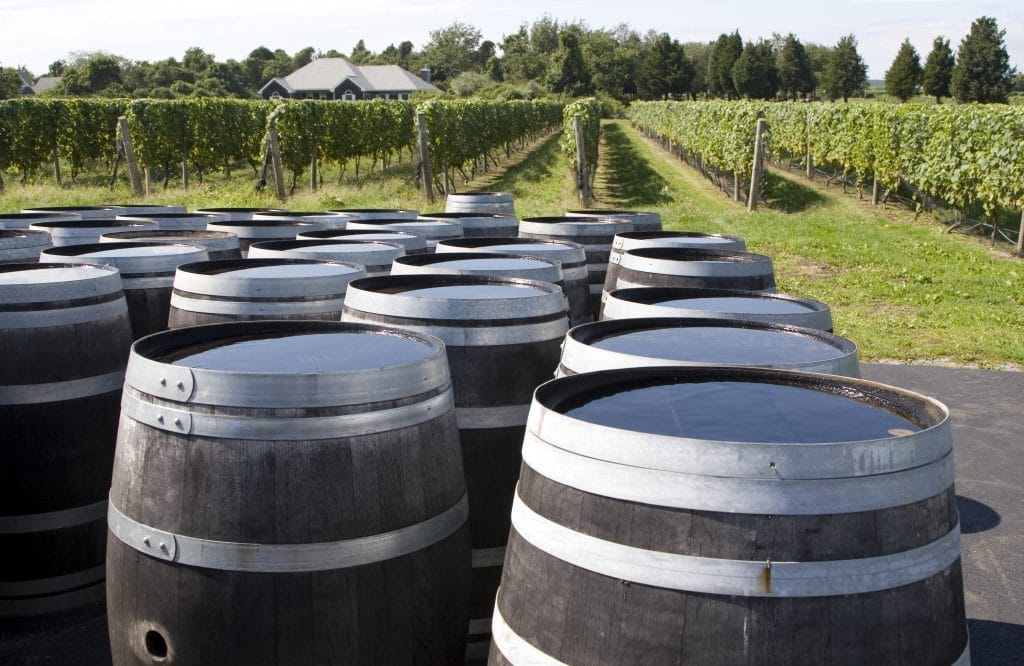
[2,119,1021,368]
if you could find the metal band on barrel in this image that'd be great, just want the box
[0,500,109,534]
[357,319,569,347]
[170,293,345,316]
[107,493,468,572]
[456,405,530,430]
[0,371,124,406]
[511,495,962,598]
[0,298,128,329]
[491,604,568,665]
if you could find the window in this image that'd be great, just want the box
[342,91,355,101]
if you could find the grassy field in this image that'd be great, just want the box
[2,119,1021,368]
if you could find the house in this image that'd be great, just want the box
[259,58,438,101]
[17,69,62,95]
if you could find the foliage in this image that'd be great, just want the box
[420,22,483,84]
[637,34,694,101]
[922,37,955,103]
[549,28,593,96]
[777,34,815,100]
[561,97,602,186]
[951,16,1013,103]
[821,35,868,102]
[0,67,22,99]
[732,40,779,100]
[885,39,923,102]
[707,32,743,98]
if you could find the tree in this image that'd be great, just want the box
[421,22,483,83]
[777,34,815,99]
[582,26,642,101]
[637,33,693,100]
[56,52,128,95]
[549,27,592,96]
[821,35,868,102]
[182,47,215,73]
[732,39,778,99]
[350,39,372,64]
[292,47,316,69]
[885,39,923,101]
[0,67,21,99]
[951,16,1012,103]
[501,25,549,82]
[682,42,710,98]
[530,15,561,54]
[47,60,66,77]
[707,31,743,98]
[922,37,955,103]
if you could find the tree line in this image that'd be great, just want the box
[1,15,1019,104]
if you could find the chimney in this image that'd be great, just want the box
[419,67,431,83]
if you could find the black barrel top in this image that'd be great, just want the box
[212,262,359,278]
[403,283,546,299]
[658,295,815,314]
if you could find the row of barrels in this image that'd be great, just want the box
[1,196,968,664]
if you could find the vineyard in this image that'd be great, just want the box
[630,100,1024,248]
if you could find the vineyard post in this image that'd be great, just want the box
[267,121,287,201]
[747,117,767,212]
[52,146,62,187]
[310,143,318,192]
[118,117,144,196]
[143,168,151,196]
[415,111,434,203]
[181,161,188,189]
[573,113,592,206]
[872,178,880,206]
[1016,210,1023,256]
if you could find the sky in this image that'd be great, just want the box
[1,0,1021,80]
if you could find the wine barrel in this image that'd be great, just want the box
[100,230,242,261]
[115,212,226,231]
[557,318,859,377]
[329,208,419,221]
[419,213,518,238]
[603,231,747,298]
[192,207,283,221]
[445,191,515,218]
[22,206,126,220]
[342,275,569,659]
[390,253,564,289]
[41,242,209,339]
[0,212,80,229]
[602,287,834,331]
[28,218,158,247]
[253,210,350,230]
[345,218,463,250]
[112,204,187,215]
[168,258,364,327]
[248,239,404,277]
[565,209,662,232]
[0,230,52,264]
[205,219,323,256]
[492,366,969,666]
[297,228,429,255]
[1,263,133,616]
[436,237,593,326]
[519,216,633,315]
[106,320,470,664]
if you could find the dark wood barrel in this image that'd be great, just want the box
[390,253,564,288]
[22,206,126,220]
[342,275,569,659]
[345,218,463,250]
[492,366,969,666]
[168,258,364,327]
[297,228,429,255]
[0,212,80,229]
[106,320,470,664]
[419,213,518,238]
[253,210,350,230]
[111,204,187,215]
[204,219,319,256]
[557,317,859,377]
[604,231,748,297]
[565,209,662,232]
[41,242,209,339]
[602,286,834,331]
[329,208,419,221]
[248,239,405,276]
[445,192,516,218]
[435,237,593,327]
[115,212,226,231]
[0,230,52,264]
[519,216,633,316]
[192,207,284,221]
[1,263,133,616]
[28,219,158,247]
[99,230,242,261]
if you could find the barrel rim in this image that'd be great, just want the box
[0,261,124,304]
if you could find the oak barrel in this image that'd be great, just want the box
[28,218,158,247]
[419,213,518,238]
[445,191,515,218]
[492,366,969,665]
[204,219,319,256]
[297,228,429,255]
[565,209,662,232]
[248,238,405,276]
[345,218,463,250]
[0,212,80,229]
[390,252,564,288]
[0,230,52,264]
[22,206,126,220]
[192,207,282,221]
[106,320,470,664]
[603,231,747,298]
[100,230,242,261]
[329,208,419,221]
[115,212,226,231]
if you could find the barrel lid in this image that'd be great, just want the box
[22,205,126,219]
[0,212,81,227]
[520,216,634,236]
[613,231,746,252]
[0,229,51,246]
[0,262,123,303]
[248,239,404,265]
[619,247,775,278]
[28,218,157,230]
[174,258,364,298]
[297,229,427,252]
[40,241,209,275]
[218,262,359,278]
[346,219,464,238]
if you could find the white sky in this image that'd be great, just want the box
[1,0,1021,80]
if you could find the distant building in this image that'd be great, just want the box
[17,69,62,95]
[259,58,438,101]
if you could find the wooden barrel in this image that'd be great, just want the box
[0,230,52,264]
[112,204,187,215]
[329,208,419,221]
[204,219,322,255]
[346,218,463,250]
[419,213,518,238]
[492,366,969,666]
[253,210,350,230]
[0,212,80,229]
[602,286,834,331]
[565,209,662,232]
[297,228,429,255]
[22,206,126,219]
[248,239,404,276]
[168,258,364,327]
[342,275,569,659]
[519,216,633,316]
[391,253,564,289]
[115,212,226,231]
[28,218,158,247]
[100,230,242,261]
[192,207,283,221]
[0,263,133,616]
[435,237,593,326]
[445,191,516,218]
[41,242,209,339]
[557,317,859,377]
[106,320,470,664]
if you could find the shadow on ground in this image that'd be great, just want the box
[478,134,560,194]
[765,171,829,213]
[958,495,1001,534]
[597,123,672,207]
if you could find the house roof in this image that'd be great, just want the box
[32,76,62,94]
[259,58,438,96]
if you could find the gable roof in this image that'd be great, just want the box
[32,76,62,94]
[259,58,438,96]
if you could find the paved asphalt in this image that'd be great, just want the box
[2,364,1020,664]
